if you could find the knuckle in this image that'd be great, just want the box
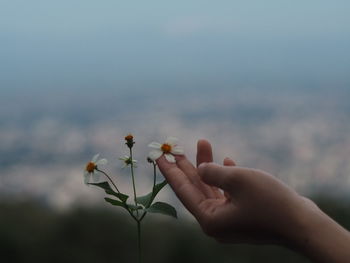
[204,163,215,175]
[223,174,234,186]
[201,164,217,182]
[250,168,270,177]
[221,173,236,190]
[238,168,264,181]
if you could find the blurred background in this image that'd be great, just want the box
[1,0,350,262]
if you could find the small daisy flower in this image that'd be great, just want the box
[148,136,184,163]
[84,154,108,184]
[119,155,138,168]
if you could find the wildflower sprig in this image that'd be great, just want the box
[83,154,107,184]
[83,134,182,263]
[148,136,184,163]
[119,155,137,168]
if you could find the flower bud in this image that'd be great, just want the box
[125,134,135,149]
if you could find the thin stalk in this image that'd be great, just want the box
[139,162,157,222]
[96,168,121,194]
[153,163,157,188]
[129,147,139,218]
[126,208,138,222]
[137,221,141,263]
[96,168,138,221]
[139,210,147,222]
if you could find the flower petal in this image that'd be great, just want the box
[96,158,107,165]
[165,137,178,146]
[84,173,90,185]
[92,153,100,163]
[148,149,163,161]
[171,146,184,155]
[148,142,162,149]
[92,172,100,182]
[164,153,176,163]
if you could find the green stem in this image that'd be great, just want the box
[96,168,121,194]
[96,168,139,221]
[126,208,138,222]
[153,163,157,188]
[139,162,157,222]
[129,147,139,218]
[137,221,141,263]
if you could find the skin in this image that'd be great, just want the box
[156,139,350,263]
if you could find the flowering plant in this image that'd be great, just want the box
[84,135,182,262]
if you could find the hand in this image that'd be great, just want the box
[157,139,350,263]
[156,139,311,245]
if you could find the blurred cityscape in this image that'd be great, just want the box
[1,86,350,209]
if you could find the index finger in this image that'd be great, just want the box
[156,155,206,218]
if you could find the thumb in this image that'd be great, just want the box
[198,162,238,192]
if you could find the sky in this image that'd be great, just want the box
[1,0,350,92]
[1,1,350,214]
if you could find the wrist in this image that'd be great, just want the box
[285,197,350,263]
[279,197,320,246]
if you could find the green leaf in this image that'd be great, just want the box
[145,202,177,218]
[136,192,152,207]
[126,204,143,211]
[104,198,125,208]
[89,182,129,202]
[112,192,129,203]
[153,180,168,194]
[136,180,167,207]
[104,198,142,212]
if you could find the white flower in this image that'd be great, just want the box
[83,154,108,184]
[119,155,138,168]
[148,136,184,163]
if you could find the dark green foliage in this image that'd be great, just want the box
[89,182,129,202]
[145,202,177,218]
[104,197,125,207]
[1,196,349,263]
[136,180,167,207]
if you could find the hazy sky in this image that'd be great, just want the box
[1,0,350,92]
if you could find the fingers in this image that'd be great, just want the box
[198,163,244,192]
[176,155,218,199]
[196,139,213,167]
[223,157,236,199]
[196,139,223,199]
[223,157,236,166]
[156,155,206,218]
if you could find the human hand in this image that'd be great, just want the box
[156,139,350,262]
[156,139,315,245]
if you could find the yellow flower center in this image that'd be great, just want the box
[86,162,96,173]
[125,134,134,141]
[161,143,172,153]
